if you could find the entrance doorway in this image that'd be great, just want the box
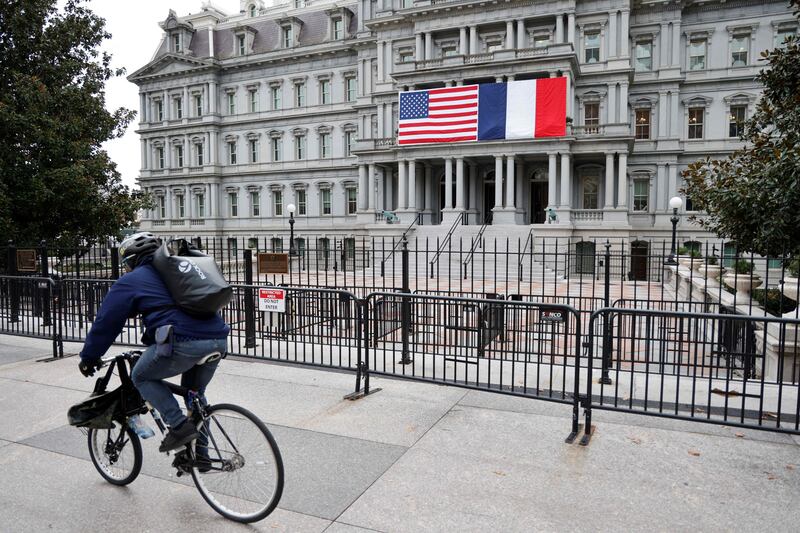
[483,181,495,224]
[530,182,548,224]
[630,241,649,281]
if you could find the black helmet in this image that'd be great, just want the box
[67,389,120,429]
[119,232,160,270]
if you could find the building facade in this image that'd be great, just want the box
[129,0,797,246]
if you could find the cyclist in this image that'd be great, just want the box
[78,232,230,453]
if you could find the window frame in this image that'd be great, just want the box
[249,89,258,113]
[345,77,357,102]
[688,107,704,139]
[346,187,357,215]
[177,194,185,218]
[237,35,246,56]
[174,97,183,119]
[195,143,204,166]
[633,179,649,212]
[320,80,331,104]
[194,94,202,117]
[581,175,599,210]
[584,31,600,63]
[689,38,707,70]
[228,141,237,165]
[584,102,599,133]
[227,93,236,115]
[728,105,746,138]
[273,190,283,217]
[197,193,206,218]
[321,188,332,215]
[271,137,282,161]
[634,108,651,140]
[156,147,165,169]
[283,26,294,48]
[320,132,331,158]
[635,39,653,71]
[333,18,344,40]
[295,82,306,107]
[158,196,166,218]
[250,191,261,217]
[229,192,238,217]
[249,139,259,163]
[175,145,184,167]
[731,33,750,67]
[295,135,306,160]
[297,189,307,215]
[271,86,282,110]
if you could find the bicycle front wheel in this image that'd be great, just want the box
[191,403,284,523]
[87,421,142,486]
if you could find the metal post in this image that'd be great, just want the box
[600,240,612,384]
[7,241,19,322]
[194,236,203,250]
[244,249,256,348]
[39,241,51,327]
[666,207,679,264]
[75,251,83,327]
[400,236,412,365]
[288,212,297,256]
[110,246,120,280]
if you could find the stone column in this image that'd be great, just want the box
[460,28,467,55]
[468,164,477,212]
[605,153,615,208]
[567,13,576,47]
[608,11,618,58]
[620,10,630,57]
[358,164,367,210]
[162,90,168,121]
[166,189,173,219]
[416,33,424,60]
[182,86,189,118]
[547,153,557,208]
[377,103,385,138]
[564,72,573,119]
[210,132,218,165]
[424,164,434,212]
[357,59,364,96]
[469,26,477,55]
[505,155,515,208]
[515,159,524,214]
[368,163,376,211]
[506,21,514,49]
[608,83,617,123]
[376,41,384,81]
[670,91,680,138]
[141,139,148,170]
[656,163,667,211]
[408,160,417,210]
[659,23,670,69]
[494,155,503,208]
[377,166,385,211]
[455,158,465,210]
[425,33,433,60]
[619,82,628,125]
[668,164,678,202]
[560,153,571,208]
[617,153,628,208]
[556,15,564,44]
[444,158,453,209]
[398,160,408,209]
[671,21,681,67]
[209,81,217,114]
[658,91,668,139]
[140,93,147,123]
[517,20,526,49]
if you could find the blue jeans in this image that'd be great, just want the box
[131,338,227,428]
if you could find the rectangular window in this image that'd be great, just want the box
[533,34,550,48]
[320,80,330,104]
[346,77,356,102]
[196,144,204,166]
[294,0,305,8]
[155,101,163,121]
[283,27,293,48]
[271,86,282,110]
[297,189,307,215]
[247,237,258,249]
[295,83,305,107]
[441,46,458,58]
[776,27,796,47]
[635,40,652,71]
[689,38,706,70]
[271,238,283,252]
[177,195,185,218]
[296,238,306,256]
[344,131,354,156]
[249,139,259,163]
[633,180,649,211]
[228,93,236,114]
[729,105,746,138]
[688,107,704,139]
[156,147,164,169]
[197,194,205,218]
[194,95,202,116]
[273,190,283,216]
[333,19,343,40]
[158,196,166,218]
[584,103,599,133]
[582,178,598,209]
[174,97,183,119]
[321,189,331,215]
[585,31,600,63]
[228,142,237,164]
[486,41,503,53]
[401,0,412,8]
[295,136,306,159]
[229,192,238,217]
[249,90,258,112]
[635,109,651,140]
[271,138,281,161]
[175,145,184,167]
[250,191,260,217]
[399,51,413,63]
[320,133,331,158]
[344,238,356,260]
[731,34,749,67]
[228,238,238,255]
[347,188,357,215]
[172,34,181,53]
[238,35,246,55]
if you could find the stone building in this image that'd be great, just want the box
[129,0,797,250]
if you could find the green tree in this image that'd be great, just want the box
[0,0,148,247]
[683,1,800,257]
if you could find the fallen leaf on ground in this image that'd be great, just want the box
[766,472,778,480]
[688,449,701,457]
[711,388,741,397]
[734,432,745,438]
[762,412,779,420]
[786,464,796,471]
[493,471,507,477]
[627,437,642,445]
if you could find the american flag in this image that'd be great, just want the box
[398,85,479,145]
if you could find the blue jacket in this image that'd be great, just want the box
[80,256,230,362]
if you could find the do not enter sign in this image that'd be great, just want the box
[258,288,286,313]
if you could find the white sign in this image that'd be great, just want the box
[258,288,287,313]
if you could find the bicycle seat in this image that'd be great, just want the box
[197,351,223,366]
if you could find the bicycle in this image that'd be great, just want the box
[81,350,284,523]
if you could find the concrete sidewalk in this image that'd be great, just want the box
[1,334,798,532]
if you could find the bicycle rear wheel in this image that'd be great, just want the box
[190,403,284,523]
[87,421,142,486]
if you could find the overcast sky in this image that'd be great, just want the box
[61,0,242,190]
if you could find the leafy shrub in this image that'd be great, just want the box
[733,259,754,275]
[752,288,798,316]
[787,257,800,278]
[706,256,719,265]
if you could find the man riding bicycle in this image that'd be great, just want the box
[78,232,230,453]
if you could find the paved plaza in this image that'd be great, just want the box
[1,334,799,532]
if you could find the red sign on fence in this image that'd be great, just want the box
[258,288,286,313]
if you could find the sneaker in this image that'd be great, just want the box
[159,421,200,453]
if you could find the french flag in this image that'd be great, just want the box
[477,77,567,140]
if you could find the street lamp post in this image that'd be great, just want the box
[287,203,297,256]
[666,196,683,264]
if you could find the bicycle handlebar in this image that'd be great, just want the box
[99,350,143,366]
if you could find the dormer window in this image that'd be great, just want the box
[294,0,306,8]
[238,35,246,55]
[159,10,194,57]
[172,34,182,53]
[326,7,352,41]
[333,19,343,40]
[248,4,257,17]
[283,26,293,48]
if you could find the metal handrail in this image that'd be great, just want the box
[462,212,493,279]
[517,229,535,281]
[380,213,421,276]
[428,212,464,277]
